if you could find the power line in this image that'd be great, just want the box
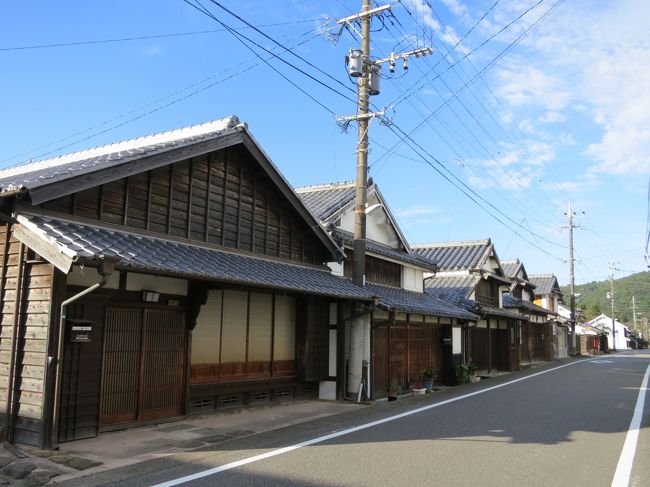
[0,27,321,165]
[0,19,320,51]
[181,0,564,260]
[375,3,565,228]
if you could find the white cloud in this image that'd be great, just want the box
[440,0,468,17]
[491,0,650,175]
[495,64,570,112]
[538,111,565,124]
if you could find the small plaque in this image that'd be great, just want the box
[68,319,93,343]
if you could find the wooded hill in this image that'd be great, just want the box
[560,271,650,324]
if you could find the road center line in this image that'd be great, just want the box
[153,360,587,487]
[611,362,650,487]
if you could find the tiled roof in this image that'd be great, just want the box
[332,229,438,272]
[502,293,550,314]
[500,259,521,279]
[480,305,525,320]
[529,274,561,296]
[0,116,242,194]
[412,240,491,271]
[423,274,480,312]
[18,213,372,301]
[295,181,356,222]
[366,283,477,320]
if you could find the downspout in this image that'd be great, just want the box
[50,257,115,446]
[4,241,24,443]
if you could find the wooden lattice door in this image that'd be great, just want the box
[100,308,186,426]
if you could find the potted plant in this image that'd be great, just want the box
[455,360,478,384]
[420,368,435,392]
[387,383,401,401]
[411,375,426,395]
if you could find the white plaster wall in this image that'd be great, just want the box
[68,265,120,289]
[126,272,188,295]
[402,266,424,292]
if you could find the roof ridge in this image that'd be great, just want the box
[412,239,490,248]
[529,273,556,278]
[0,116,241,183]
[294,181,356,193]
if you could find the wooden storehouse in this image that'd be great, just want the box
[297,182,477,396]
[0,117,372,447]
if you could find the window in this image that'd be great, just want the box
[190,290,296,382]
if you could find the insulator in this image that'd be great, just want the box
[389,60,395,73]
[403,58,409,71]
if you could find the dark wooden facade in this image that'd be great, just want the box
[41,146,326,266]
[372,313,448,395]
[343,251,401,287]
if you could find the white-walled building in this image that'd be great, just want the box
[585,314,630,351]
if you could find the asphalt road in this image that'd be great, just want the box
[66,351,650,487]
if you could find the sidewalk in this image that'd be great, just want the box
[0,400,365,485]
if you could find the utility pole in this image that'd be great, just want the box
[563,202,581,355]
[631,296,638,347]
[336,1,432,397]
[609,262,618,351]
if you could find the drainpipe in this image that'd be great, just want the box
[3,242,25,443]
[50,257,115,446]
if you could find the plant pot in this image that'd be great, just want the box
[387,394,397,402]
[412,387,426,395]
[423,379,434,391]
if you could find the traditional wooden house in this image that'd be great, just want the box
[296,181,477,396]
[529,274,569,358]
[412,240,523,373]
[501,259,552,363]
[0,117,374,448]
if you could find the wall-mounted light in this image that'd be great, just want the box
[142,290,160,303]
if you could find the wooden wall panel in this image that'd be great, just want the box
[0,225,54,446]
[42,145,326,265]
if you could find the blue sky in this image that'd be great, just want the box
[1,0,649,289]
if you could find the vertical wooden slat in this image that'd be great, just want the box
[264,190,270,255]
[98,185,105,221]
[122,176,130,226]
[167,165,174,234]
[221,150,228,246]
[146,171,153,231]
[186,158,194,239]
[205,153,213,242]
[251,177,256,252]
[236,160,243,249]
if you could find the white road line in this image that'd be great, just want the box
[152,360,587,487]
[611,362,650,487]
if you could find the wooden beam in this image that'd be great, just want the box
[12,222,74,274]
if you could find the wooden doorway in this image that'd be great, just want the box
[100,308,186,426]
